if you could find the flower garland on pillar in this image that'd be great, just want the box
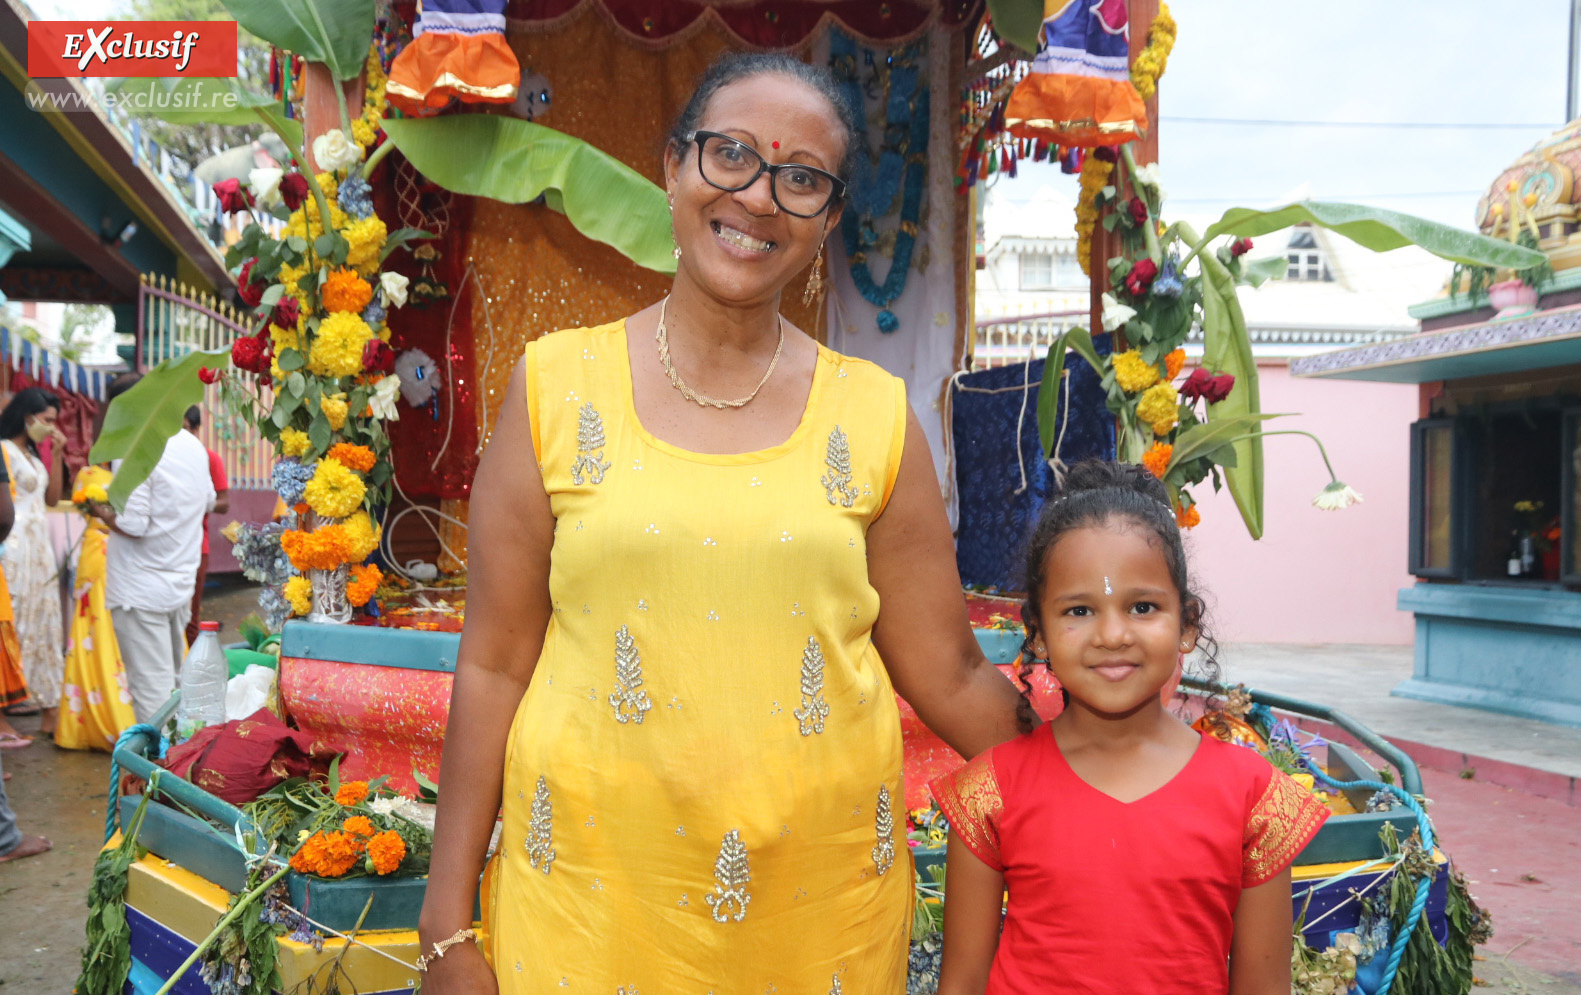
[830,32,930,334]
[1074,3,1176,277]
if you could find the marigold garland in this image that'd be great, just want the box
[1163,347,1186,381]
[308,312,374,379]
[1130,4,1176,102]
[1112,349,1158,394]
[1075,155,1114,279]
[1142,442,1172,479]
[343,216,388,277]
[283,575,313,616]
[347,563,382,607]
[366,829,406,875]
[335,781,369,806]
[303,458,366,520]
[321,268,374,314]
[342,815,376,838]
[327,443,376,473]
[1137,382,1180,436]
[1176,502,1200,529]
[281,524,358,571]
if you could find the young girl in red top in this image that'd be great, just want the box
[933,461,1329,995]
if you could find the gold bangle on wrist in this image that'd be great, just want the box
[415,927,478,972]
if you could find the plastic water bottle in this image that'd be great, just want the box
[176,621,228,739]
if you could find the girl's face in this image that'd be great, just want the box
[1032,520,1197,718]
[663,73,845,307]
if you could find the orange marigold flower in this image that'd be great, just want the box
[366,829,407,875]
[326,443,376,473]
[281,524,358,571]
[1142,443,1172,480]
[342,815,376,838]
[335,781,369,806]
[1164,348,1186,381]
[1177,503,1201,529]
[347,563,383,608]
[314,830,363,877]
[320,268,374,314]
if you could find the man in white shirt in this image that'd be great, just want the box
[90,374,216,723]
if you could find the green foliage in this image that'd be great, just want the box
[1195,241,1267,538]
[106,77,303,150]
[382,116,677,274]
[1376,824,1488,995]
[1035,327,1105,459]
[75,793,154,995]
[220,0,378,83]
[199,859,287,995]
[89,350,229,510]
[984,0,1043,53]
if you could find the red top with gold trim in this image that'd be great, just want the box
[932,725,1328,995]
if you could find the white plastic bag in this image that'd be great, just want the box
[225,664,278,721]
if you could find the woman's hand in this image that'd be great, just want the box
[415,941,498,995]
[48,426,67,449]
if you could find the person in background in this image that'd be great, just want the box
[0,450,28,748]
[0,471,47,862]
[182,405,229,645]
[0,388,66,738]
[88,375,215,724]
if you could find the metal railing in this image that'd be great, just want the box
[971,310,1088,370]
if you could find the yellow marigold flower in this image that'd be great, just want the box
[308,312,373,379]
[1142,442,1172,479]
[304,458,366,520]
[342,510,383,561]
[321,268,373,314]
[1163,348,1186,381]
[281,524,357,571]
[342,216,388,276]
[335,781,369,806]
[1137,382,1180,436]
[1177,502,1200,529]
[283,199,347,245]
[314,171,339,203]
[352,118,377,149]
[366,829,406,875]
[347,563,383,607]
[279,428,310,458]
[1111,349,1158,394]
[327,443,376,473]
[284,575,313,617]
[320,394,349,432]
[342,815,376,837]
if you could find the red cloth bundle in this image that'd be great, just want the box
[159,708,336,806]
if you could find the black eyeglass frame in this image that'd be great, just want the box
[685,130,848,218]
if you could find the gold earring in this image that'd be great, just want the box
[802,242,825,307]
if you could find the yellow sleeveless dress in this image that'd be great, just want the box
[487,320,912,993]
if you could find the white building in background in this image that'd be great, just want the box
[972,182,1454,646]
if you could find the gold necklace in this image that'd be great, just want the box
[654,297,785,409]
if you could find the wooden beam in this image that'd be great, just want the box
[0,267,127,304]
[0,150,141,298]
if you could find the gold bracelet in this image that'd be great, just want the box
[414,927,478,972]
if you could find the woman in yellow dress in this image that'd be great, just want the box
[417,55,1025,993]
[55,464,134,751]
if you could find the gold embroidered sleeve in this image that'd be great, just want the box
[1242,769,1330,886]
[931,753,1005,871]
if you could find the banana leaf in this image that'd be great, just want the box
[1201,202,1545,270]
[1197,247,1267,538]
[90,350,228,510]
[1035,326,1104,458]
[986,0,1045,54]
[105,77,301,148]
[1164,412,1285,475]
[220,0,377,83]
[382,116,676,275]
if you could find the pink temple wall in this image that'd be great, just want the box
[1184,363,1417,646]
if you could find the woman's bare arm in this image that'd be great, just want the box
[869,407,1025,759]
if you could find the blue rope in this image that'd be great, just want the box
[1303,761,1435,995]
[105,723,166,844]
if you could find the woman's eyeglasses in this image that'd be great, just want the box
[686,131,847,219]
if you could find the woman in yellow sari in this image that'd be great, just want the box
[55,465,134,750]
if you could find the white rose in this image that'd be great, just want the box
[311,129,362,173]
[369,374,401,421]
[248,167,284,206]
[1133,162,1166,201]
[380,271,409,309]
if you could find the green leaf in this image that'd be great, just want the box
[1164,414,1284,483]
[382,116,677,274]
[412,768,439,802]
[379,227,435,263]
[1201,201,1547,270]
[1036,334,1066,459]
[1239,254,1288,288]
[985,0,1043,52]
[259,283,285,307]
[308,410,332,452]
[313,233,336,258]
[104,77,301,148]
[1197,247,1269,538]
[220,0,377,83]
[287,372,306,398]
[286,236,308,254]
[278,348,306,372]
[90,351,228,510]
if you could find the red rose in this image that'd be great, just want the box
[269,295,300,331]
[237,259,263,308]
[1124,258,1158,296]
[213,177,254,214]
[1180,367,1214,401]
[198,366,221,385]
[1230,237,1253,258]
[1092,146,1118,163]
[279,172,311,211]
[1204,373,1235,404]
[1128,197,1148,227]
[230,334,267,373]
[257,373,272,388]
[362,339,395,374]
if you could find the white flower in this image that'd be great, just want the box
[380,271,409,309]
[369,374,402,421]
[1100,292,1136,332]
[248,167,284,206]
[311,129,362,172]
[1133,162,1166,201]
[1312,481,1363,511]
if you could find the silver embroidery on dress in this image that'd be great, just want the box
[525,775,555,874]
[609,625,653,724]
[705,830,752,923]
[872,785,895,875]
[794,637,830,736]
[570,402,612,485]
[820,426,860,507]
[829,976,842,995]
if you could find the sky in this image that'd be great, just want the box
[988,0,1573,230]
